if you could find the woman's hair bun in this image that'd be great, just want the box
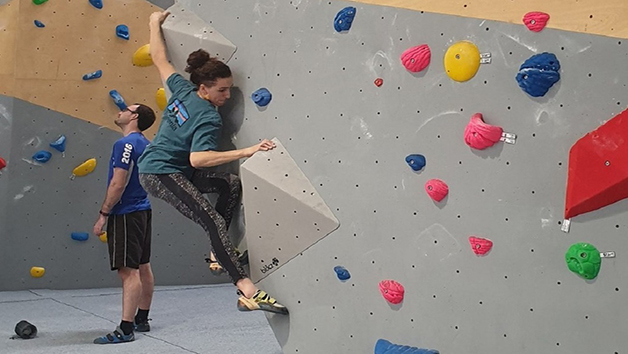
[185,49,211,73]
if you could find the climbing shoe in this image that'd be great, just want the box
[204,254,226,276]
[237,290,289,315]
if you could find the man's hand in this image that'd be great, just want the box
[245,139,276,157]
[149,11,170,27]
[93,214,107,236]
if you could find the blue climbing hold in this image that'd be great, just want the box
[71,232,89,241]
[50,135,66,153]
[334,6,356,32]
[109,90,127,111]
[34,20,45,28]
[116,25,129,40]
[515,52,561,97]
[334,266,351,281]
[405,154,426,171]
[89,0,102,9]
[375,339,439,354]
[251,88,272,107]
[32,150,52,163]
[82,70,102,81]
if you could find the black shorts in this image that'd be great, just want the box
[106,209,152,271]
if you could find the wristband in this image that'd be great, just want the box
[99,210,110,217]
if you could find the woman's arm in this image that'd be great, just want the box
[149,11,176,82]
[190,139,276,168]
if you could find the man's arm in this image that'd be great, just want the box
[93,167,129,235]
[99,168,129,214]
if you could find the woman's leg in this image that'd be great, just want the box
[190,170,241,231]
[191,171,242,274]
[139,173,247,284]
[140,173,288,314]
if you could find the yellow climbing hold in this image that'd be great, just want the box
[132,44,153,67]
[156,88,167,111]
[71,158,97,179]
[30,267,45,278]
[99,231,107,243]
[444,40,481,82]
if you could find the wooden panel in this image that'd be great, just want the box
[2,0,163,136]
[0,1,17,82]
[348,0,628,39]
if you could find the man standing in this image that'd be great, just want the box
[93,104,157,344]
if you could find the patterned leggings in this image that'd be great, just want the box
[139,171,247,284]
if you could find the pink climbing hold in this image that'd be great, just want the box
[379,280,404,304]
[400,44,431,73]
[425,179,448,202]
[464,113,503,150]
[523,12,550,32]
[469,236,493,256]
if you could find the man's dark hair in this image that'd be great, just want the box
[134,103,156,131]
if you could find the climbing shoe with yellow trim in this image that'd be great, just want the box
[237,290,289,315]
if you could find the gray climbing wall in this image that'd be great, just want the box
[168,0,628,353]
[0,97,243,290]
[0,95,15,279]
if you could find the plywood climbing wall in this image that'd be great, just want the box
[0,0,164,136]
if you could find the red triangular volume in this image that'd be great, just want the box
[565,108,628,219]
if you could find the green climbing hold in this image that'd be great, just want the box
[33,0,49,4]
[565,243,601,280]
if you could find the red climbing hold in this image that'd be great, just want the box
[0,157,6,170]
[374,78,383,87]
[379,280,404,304]
[464,113,504,150]
[425,179,449,202]
[469,236,493,256]
[564,108,628,219]
[523,12,550,32]
[400,44,431,73]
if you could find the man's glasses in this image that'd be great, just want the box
[123,107,138,114]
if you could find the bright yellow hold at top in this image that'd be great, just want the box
[443,41,480,82]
